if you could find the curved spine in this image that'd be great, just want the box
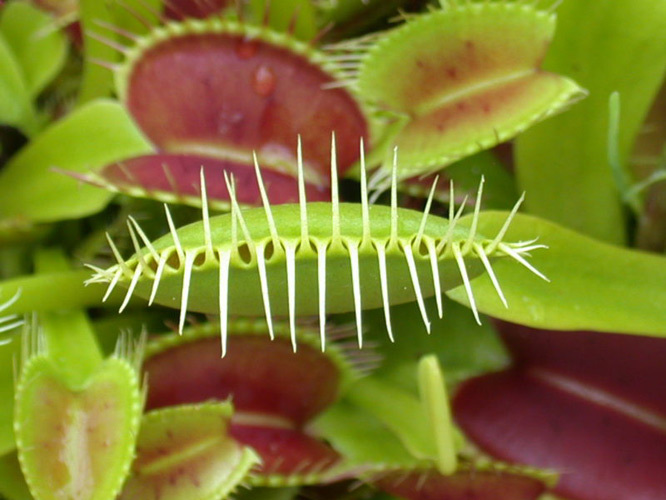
[89,142,547,352]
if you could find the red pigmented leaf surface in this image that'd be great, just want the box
[376,468,546,500]
[393,72,572,161]
[164,0,231,20]
[15,358,140,500]
[356,4,583,174]
[119,404,257,500]
[230,424,341,477]
[453,324,666,500]
[123,31,368,186]
[99,153,328,206]
[144,336,340,426]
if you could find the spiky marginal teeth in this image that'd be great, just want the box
[224,171,255,259]
[330,134,341,241]
[93,19,140,42]
[199,168,214,257]
[119,263,143,313]
[402,243,431,333]
[452,242,481,326]
[498,243,550,282]
[438,195,468,254]
[510,242,548,252]
[474,243,508,308]
[179,252,196,335]
[297,136,309,245]
[256,245,275,341]
[463,176,485,254]
[127,220,152,278]
[86,30,131,54]
[218,250,231,357]
[91,141,549,346]
[113,0,154,30]
[254,152,280,246]
[317,241,328,351]
[0,309,23,334]
[106,233,132,277]
[103,268,123,303]
[164,203,184,260]
[359,139,371,244]
[415,175,439,247]
[0,289,21,314]
[148,254,168,306]
[425,238,444,319]
[285,243,298,352]
[487,192,525,254]
[389,147,399,246]
[348,242,363,349]
[375,242,394,342]
[128,216,160,262]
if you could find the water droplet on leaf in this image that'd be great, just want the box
[252,65,276,97]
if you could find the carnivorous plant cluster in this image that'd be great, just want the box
[0,1,665,499]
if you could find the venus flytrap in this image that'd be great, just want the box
[13,250,143,500]
[71,10,371,211]
[118,402,260,500]
[329,0,586,183]
[313,354,555,498]
[89,141,548,356]
[140,320,372,486]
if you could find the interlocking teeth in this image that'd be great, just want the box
[93,140,547,354]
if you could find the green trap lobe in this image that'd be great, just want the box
[119,403,258,500]
[393,72,577,173]
[363,7,555,112]
[126,203,486,316]
[356,3,584,174]
[15,357,141,500]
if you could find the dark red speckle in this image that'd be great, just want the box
[235,39,258,59]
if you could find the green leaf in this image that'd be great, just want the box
[313,401,419,468]
[0,2,68,97]
[344,377,437,461]
[515,0,666,244]
[249,0,318,40]
[356,2,584,178]
[33,249,103,388]
[0,99,153,223]
[362,297,510,390]
[118,403,259,500]
[0,270,122,318]
[15,355,142,500]
[399,151,519,211]
[77,0,118,104]
[418,356,456,475]
[0,451,32,500]
[447,211,666,335]
[0,335,21,456]
[0,34,38,135]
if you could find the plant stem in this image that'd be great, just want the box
[33,249,102,387]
